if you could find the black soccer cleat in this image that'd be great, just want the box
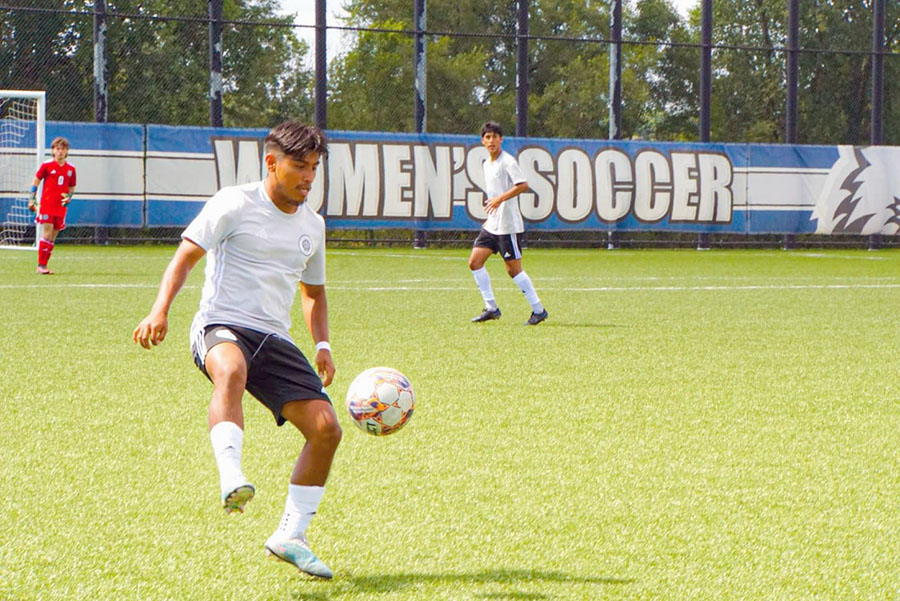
[524,309,548,326]
[471,307,502,323]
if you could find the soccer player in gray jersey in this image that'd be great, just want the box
[468,121,548,325]
[133,122,339,579]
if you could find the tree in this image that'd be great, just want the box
[327,0,512,134]
[0,0,313,127]
[701,0,900,144]
[2,0,897,145]
[0,1,93,121]
[330,0,681,139]
[625,0,698,140]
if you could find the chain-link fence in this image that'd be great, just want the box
[1,1,898,248]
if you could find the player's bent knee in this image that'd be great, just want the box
[469,257,488,271]
[314,418,342,449]
[282,400,342,448]
[210,358,247,378]
[306,415,342,451]
[207,362,247,391]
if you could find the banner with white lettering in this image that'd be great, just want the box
[32,122,900,235]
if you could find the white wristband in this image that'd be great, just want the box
[315,341,332,352]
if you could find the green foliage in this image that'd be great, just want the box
[331,0,900,143]
[328,19,415,132]
[221,0,314,127]
[0,1,94,121]
[1,0,899,142]
[0,0,312,126]
[625,0,698,140]
[329,0,696,140]
[702,0,900,144]
[3,246,900,599]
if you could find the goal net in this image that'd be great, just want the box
[0,90,45,250]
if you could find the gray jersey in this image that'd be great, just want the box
[183,181,326,342]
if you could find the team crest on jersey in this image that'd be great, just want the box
[298,235,313,255]
[812,146,900,235]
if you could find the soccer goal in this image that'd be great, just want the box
[0,90,45,250]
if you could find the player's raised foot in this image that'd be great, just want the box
[471,307,501,323]
[222,483,255,515]
[524,309,548,326]
[35,266,53,275]
[265,535,333,579]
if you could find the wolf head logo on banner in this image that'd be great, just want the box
[813,145,900,235]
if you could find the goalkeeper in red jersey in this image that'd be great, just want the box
[28,137,76,275]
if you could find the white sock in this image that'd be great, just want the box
[471,267,498,309]
[209,421,247,496]
[272,485,325,540]
[513,271,543,313]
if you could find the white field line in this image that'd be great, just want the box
[0,283,195,289]
[327,283,900,292]
[382,275,900,283]
[790,252,888,261]
[7,250,895,264]
[8,282,900,292]
[328,250,896,261]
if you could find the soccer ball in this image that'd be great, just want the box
[345,367,415,436]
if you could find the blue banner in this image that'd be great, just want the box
[20,122,900,236]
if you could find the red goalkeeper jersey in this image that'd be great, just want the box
[36,160,76,216]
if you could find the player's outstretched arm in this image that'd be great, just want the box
[300,282,335,387]
[133,239,206,350]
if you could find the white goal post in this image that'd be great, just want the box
[0,90,45,250]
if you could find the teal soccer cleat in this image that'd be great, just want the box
[265,535,334,579]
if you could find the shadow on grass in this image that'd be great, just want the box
[288,569,632,600]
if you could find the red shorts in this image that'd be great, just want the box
[36,212,66,231]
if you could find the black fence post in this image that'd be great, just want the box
[515,0,529,138]
[93,0,109,245]
[93,0,108,123]
[608,0,622,140]
[871,0,885,146]
[696,0,712,250]
[867,0,885,251]
[782,0,799,250]
[315,0,327,130]
[412,0,427,249]
[606,0,622,250]
[208,0,223,128]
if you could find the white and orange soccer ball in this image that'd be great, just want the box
[345,367,415,436]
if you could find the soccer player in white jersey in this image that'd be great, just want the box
[468,121,548,325]
[132,122,339,579]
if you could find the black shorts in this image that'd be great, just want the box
[191,324,330,426]
[473,229,523,261]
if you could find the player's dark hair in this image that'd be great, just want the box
[481,121,503,138]
[50,137,69,149]
[265,122,328,160]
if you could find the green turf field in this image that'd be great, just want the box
[2,245,899,600]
